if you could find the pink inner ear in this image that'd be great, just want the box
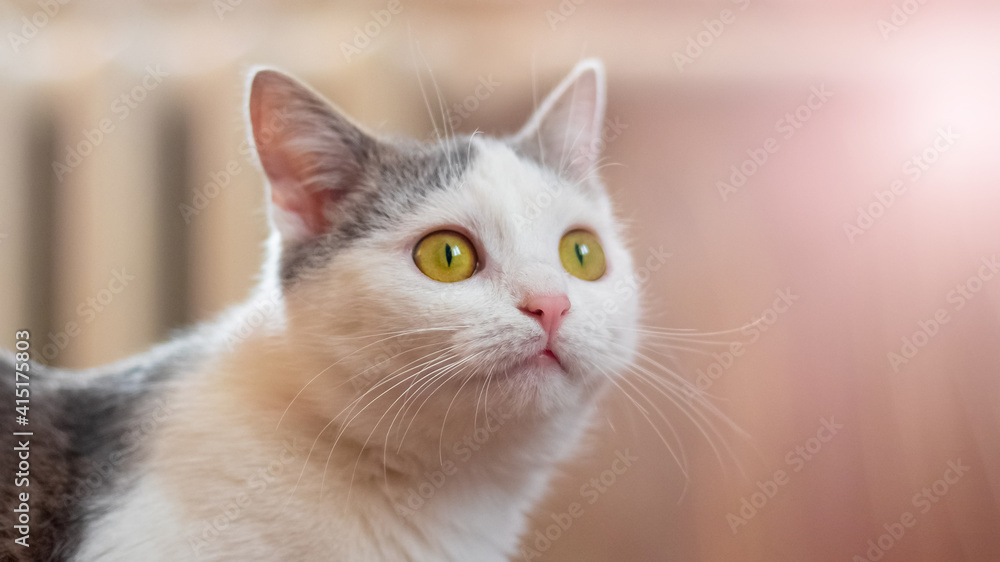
[270,179,329,236]
[249,70,370,241]
[250,71,337,239]
[261,147,330,236]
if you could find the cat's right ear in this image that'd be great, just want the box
[247,68,374,243]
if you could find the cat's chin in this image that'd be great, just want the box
[488,354,605,417]
[489,346,599,401]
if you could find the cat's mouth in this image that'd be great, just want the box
[527,347,563,371]
[540,348,561,365]
[492,343,567,380]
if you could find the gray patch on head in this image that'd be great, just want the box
[279,136,477,284]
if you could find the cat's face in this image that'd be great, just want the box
[248,61,638,442]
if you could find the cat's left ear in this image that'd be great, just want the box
[511,59,607,181]
[247,68,375,243]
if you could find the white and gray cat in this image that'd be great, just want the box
[1,59,641,561]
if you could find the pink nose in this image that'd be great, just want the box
[520,294,571,338]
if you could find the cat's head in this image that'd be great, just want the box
[246,60,639,438]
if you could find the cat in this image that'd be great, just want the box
[1,58,640,561]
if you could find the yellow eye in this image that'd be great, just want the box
[559,229,606,281]
[413,230,478,283]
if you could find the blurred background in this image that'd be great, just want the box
[2,0,999,560]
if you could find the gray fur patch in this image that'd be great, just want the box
[0,334,205,561]
[279,136,476,284]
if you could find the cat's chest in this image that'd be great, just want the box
[71,448,532,562]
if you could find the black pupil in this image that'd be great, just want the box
[575,243,586,266]
[445,243,453,266]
